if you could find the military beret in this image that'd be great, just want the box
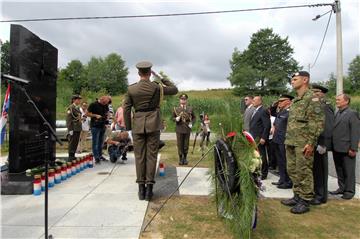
[278,94,294,101]
[179,93,188,99]
[71,94,82,100]
[312,84,328,93]
[136,61,153,70]
[292,71,310,78]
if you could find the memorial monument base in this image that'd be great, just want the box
[1,172,33,195]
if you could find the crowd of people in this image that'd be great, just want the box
[66,63,359,208]
[244,71,360,214]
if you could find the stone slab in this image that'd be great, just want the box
[176,167,212,196]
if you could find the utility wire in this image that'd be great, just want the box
[0,3,333,23]
[310,9,333,69]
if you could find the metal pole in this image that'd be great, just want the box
[335,0,343,95]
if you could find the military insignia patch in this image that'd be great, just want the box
[312,98,319,102]
[314,107,322,114]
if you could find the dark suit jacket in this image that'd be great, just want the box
[332,107,360,153]
[317,101,334,149]
[272,108,289,145]
[249,105,271,141]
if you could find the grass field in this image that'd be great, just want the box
[141,196,360,239]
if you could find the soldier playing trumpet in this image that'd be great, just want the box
[173,94,196,165]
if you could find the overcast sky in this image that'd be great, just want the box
[0,0,359,91]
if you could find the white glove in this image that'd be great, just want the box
[69,130,73,136]
[175,116,181,122]
[188,123,192,129]
[316,145,326,155]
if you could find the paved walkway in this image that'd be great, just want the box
[1,150,359,238]
[1,153,148,239]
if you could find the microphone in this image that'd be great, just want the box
[1,74,30,85]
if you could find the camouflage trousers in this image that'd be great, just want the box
[286,145,314,201]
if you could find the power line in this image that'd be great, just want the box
[0,3,333,23]
[310,9,333,69]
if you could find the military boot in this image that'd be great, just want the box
[290,198,310,214]
[145,184,153,201]
[138,184,146,200]
[68,153,76,162]
[179,155,184,165]
[281,194,299,207]
[183,153,188,165]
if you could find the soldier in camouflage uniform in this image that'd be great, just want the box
[124,61,178,201]
[66,95,82,162]
[281,71,325,214]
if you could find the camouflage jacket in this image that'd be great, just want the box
[285,88,325,147]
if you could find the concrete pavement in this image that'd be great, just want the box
[1,145,359,238]
[1,153,148,239]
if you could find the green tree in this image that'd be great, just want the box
[58,60,85,93]
[102,53,128,95]
[59,53,129,95]
[348,55,360,92]
[228,28,300,95]
[1,40,10,75]
[323,72,353,95]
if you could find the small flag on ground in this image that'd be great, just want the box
[0,84,10,144]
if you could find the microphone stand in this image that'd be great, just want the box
[14,81,62,239]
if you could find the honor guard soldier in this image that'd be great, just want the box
[281,71,325,214]
[310,84,334,205]
[173,94,196,165]
[124,61,178,201]
[66,95,82,162]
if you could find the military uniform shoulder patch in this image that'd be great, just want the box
[312,97,319,102]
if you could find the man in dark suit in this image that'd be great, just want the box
[330,94,360,200]
[310,84,334,205]
[250,96,271,180]
[271,94,293,189]
[124,61,178,201]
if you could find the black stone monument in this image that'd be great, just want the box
[1,24,58,194]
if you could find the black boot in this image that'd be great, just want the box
[183,153,188,165]
[145,184,153,201]
[290,198,310,214]
[68,153,75,162]
[281,194,299,207]
[179,155,184,165]
[138,184,146,200]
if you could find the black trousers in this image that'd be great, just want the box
[267,140,277,169]
[259,143,268,177]
[313,150,328,202]
[68,131,81,160]
[274,143,291,184]
[333,151,356,196]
